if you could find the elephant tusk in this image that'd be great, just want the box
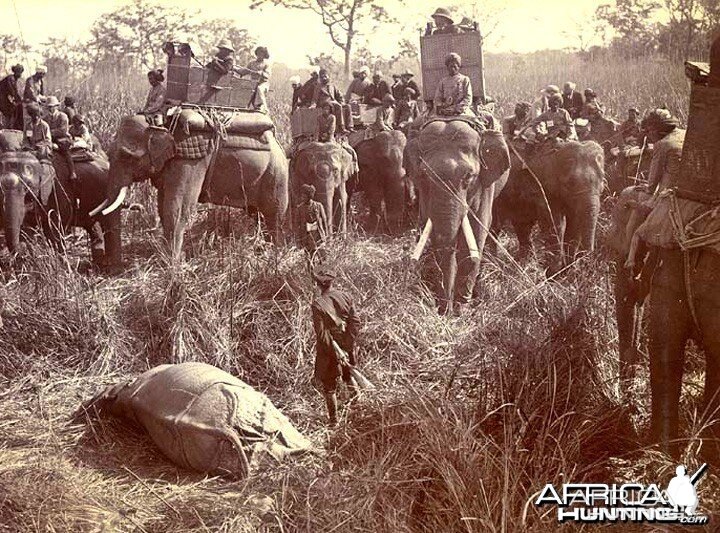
[88,199,109,217]
[462,215,480,259]
[411,218,433,261]
[101,186,128,216]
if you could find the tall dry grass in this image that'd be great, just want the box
[0,50,715,532]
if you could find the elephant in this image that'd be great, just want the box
[406,119,511,315]
[0,130,121,267]
[493,139,605,272]
[290,141,354,235]
[609,185,720,454]
[95,113,289,261]
[353,130,409,233]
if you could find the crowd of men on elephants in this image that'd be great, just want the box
[1,7,719,460]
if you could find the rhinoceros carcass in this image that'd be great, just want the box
[78,362,312,478]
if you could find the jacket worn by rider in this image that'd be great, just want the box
[434,73,473,116]
[531,108,573,139]
[23,119,52,158]
[311,287,360,392]
[0,75,21,116]
[143,83,166,114]
[562,91,585,119]
[23,76,44,103]
[363,81,390,106]
[647,128,686,193]
[312,83,343,107]
[47,110,70,141]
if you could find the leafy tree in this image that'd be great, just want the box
[659,0,720,59]
[250,0,396,79]
[0,34,32,73]
[193,19,257,65]
[87,0,197,69]
[595,0,662,57]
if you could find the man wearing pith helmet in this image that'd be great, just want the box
[207,40,235,75]
[430,7,461,34]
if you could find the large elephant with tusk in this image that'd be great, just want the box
[93,112,289,260]
[406,119,510,314]
[0,130,121,267]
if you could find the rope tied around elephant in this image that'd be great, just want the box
[664,188,720,338]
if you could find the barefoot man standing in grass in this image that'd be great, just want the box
[311,267,360,426]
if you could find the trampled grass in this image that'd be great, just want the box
[0,51,715,532]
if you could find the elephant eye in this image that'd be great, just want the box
[460,172,473,188]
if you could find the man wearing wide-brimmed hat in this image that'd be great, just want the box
[207,40,235,75]
[398,69,420,102]
[429,7,461,35]
[310,266,361,425]
[0,64,24,129]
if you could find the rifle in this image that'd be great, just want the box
[332,339,375,390]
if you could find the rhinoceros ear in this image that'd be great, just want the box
[477,130,511,188]
[147,128,175,174]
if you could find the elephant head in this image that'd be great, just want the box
[411,121,510,312]
[292,142,353,234]
[0,151,44,252]
[91,115,175,216]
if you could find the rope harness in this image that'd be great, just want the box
[663,188,720,337]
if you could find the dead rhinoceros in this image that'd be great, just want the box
[77,362,311,478]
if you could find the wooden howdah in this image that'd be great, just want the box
[420,30,485,103]
[291,108,322,139]
[164,42,258,109]
[679,84,720,196]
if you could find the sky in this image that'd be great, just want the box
[0,0,606,68]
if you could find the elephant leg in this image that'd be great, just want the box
[385,178,406,235]
[512,217,533,260]
[336,184,348,235]
[1,185,26,253]
[614,257,643,400]
[161,160,206,261]
[565,195,600,262]
[458,184,495,307]
[101,211,122,267]
[156,184,165,229]
[538,200,566,275]
[693,251,720,446]
[648,284,692,454]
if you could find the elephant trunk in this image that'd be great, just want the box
[429,190,468,314]
[1,172,27,253]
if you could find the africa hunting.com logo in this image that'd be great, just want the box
[535,464,709,525]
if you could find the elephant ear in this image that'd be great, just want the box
[477,130,511,188]
[147,128,176,174]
